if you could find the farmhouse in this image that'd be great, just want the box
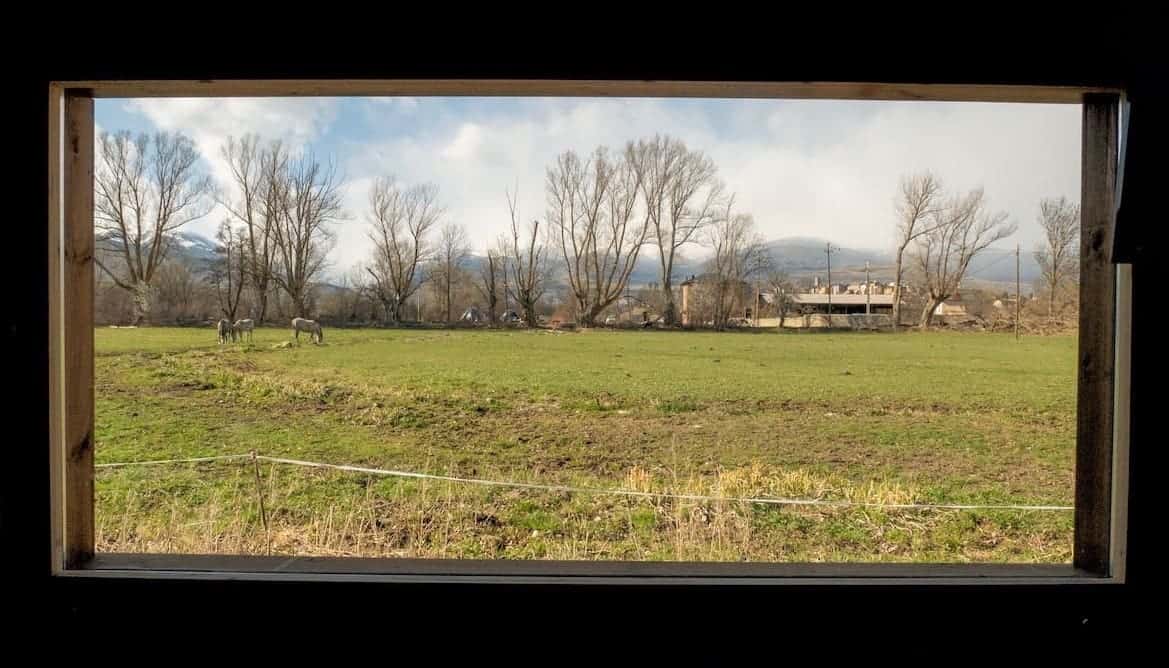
[789,292,895,315]
[933,293,969,316]
[679,274,757,326]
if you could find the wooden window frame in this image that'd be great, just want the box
[47,79,1131,586]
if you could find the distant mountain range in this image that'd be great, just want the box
[97,230,219,268]
[163,231,1042,293]
[168,230,219,264]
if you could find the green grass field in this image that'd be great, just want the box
[95,326,1077,562]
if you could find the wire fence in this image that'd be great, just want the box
[96,453,1074,513]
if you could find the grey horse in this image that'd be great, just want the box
[291,317,323,344]
[217,318,234,344]
[233,318,255,343]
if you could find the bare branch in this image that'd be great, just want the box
[911,187,1017,327]
[365,176,442,322]
[628,135,723,325]
[94,129,212,323]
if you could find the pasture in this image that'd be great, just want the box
[95,326,1077,562]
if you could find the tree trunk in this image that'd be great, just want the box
[919,298,942,329]
[521,299,537,327]
[390,299,400,325]
[131,282,152,326]
[291,290,308,319]
[446,281,452,324]
[255,288,268,325]
[581,304,604,327]
[661,283,676,326]
[892,250,905,331]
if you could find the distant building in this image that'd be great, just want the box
[789,293,895,315]
[845,281,887,295]
[680,274,755,326]
[933,293,969,316]
[459,306,484,323]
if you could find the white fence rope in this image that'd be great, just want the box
[95,453,1074,512]
[96,454,253,468]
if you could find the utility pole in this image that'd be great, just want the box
[825,243,833,318]
[1015,243,1021,340]
[502,256,510,316]
[865,260,871,316]
[753,283,760,327]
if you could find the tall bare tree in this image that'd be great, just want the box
[434,222,470,323]
[912,188,1016,328]
[153,258,200,323]
[222,134,279,324]
[546,146,648,326]
[629,135,724,325]
[501,187,550,326]
[362,256,399,324]
[94,130,213,324]
[891,172,943,329]
[1033,195,1081,317]
[766,267,795,327]
[268,150,344,318]
[476,249,501,325]
[706,197,770,329]
[365,177,440,323]
[210,219,248,321]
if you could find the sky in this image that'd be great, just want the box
[95,96,1081,281]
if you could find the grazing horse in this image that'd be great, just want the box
[291,317,323,344]
[217,319,234,344]
[233,318,255,343]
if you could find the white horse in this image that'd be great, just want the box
[233,318,255,343]
[291,317,323,344]
[217,318,234,344]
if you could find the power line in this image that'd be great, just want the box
[966,251,1019,276]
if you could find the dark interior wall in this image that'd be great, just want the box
[10,49,1165,637]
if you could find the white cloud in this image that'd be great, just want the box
[110,96,1081,281]
[441,123,483,160]
[370,96,418,107]
[346,98,1079,265]
[123,97,340,239]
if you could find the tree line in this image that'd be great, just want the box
[93,128,1079,330]
[892,171,1079,329]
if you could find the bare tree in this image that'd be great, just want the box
[222,134,280,324]
[629,135,724,325]
[766,267,795,327]
[208,220,249,322]
[433,222,470,323]
[153,259,199,323]
[365,177,440,323]
[706,197,770,329]
[891,172,943,329]
[476,249,501,325]
[912,188,1016,328]
[501,187,550,326]
[546,147,649,326]
[336,266,368,324]
[362,256,399,325]
[268,150,344,318]
[94,130,213,324]
[1033,195,1081,317]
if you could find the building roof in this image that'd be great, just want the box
[791,293,895,306]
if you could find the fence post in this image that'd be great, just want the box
[251,450,272,556]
